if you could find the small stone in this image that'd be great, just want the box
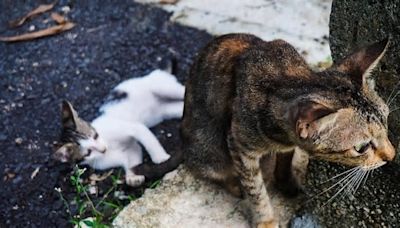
[0,133,7,141]
[166,133,172,137]
[32,62,39,67]
[15,138,23,145]
[28,25,35,31]
[61,6,71,13]
[88,185,98,195]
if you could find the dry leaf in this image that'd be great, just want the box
[159,0,179,4]
[89,170,113,182]
[9,2,57,28]
[51,12,66,24]
[0,22,75,42]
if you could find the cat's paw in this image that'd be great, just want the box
[256,220,278,228]
[125,174,145,187]
[152,153,171,164]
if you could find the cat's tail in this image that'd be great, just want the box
[132,147,183,180]
[160,48,178,75]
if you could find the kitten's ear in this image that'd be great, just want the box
[53,144,72,163]
[62,100,79,129]
[290,101,336,140]
[333,38,389,88]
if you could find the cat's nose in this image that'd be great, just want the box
[377,138,395,161]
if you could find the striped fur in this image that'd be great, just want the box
[182,33,394,226]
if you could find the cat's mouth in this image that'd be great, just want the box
[361,161,386,171]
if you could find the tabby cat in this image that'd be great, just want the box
[181,33,395,227]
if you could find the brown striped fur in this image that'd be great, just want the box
[181,33,395,226]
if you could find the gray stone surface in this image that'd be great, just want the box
[113,166,300,228]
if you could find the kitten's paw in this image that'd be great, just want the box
[256,220,278,228]
[125,174,145,187]
[152,153,171,164]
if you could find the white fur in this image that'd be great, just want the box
[80,69,185,186]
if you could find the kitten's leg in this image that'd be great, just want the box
[162,101,184,119]
[153,83,185,100]
[125,168,145,187]
[228,138,277,227]
[130,123,170,164]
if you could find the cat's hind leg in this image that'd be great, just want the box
[125,168,145,187]
[162,101,184,119]
[130,123,170,164]
[153,82,185,100]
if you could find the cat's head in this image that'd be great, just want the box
[289,38,395,169]
[53,101,107,163]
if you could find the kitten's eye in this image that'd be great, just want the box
[87,149,92,156]
[94,133,99,140]
[354,141,371,154]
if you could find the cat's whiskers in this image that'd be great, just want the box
[389,106,400,114]
[360,169,371,189]
[387,89,400,108]
[321,169,360,207]
[323,163,383,207]
[307,167,360,204]
[319,166,359,184]
[386,81,400,106]
[345,169,362,197]
[352,169,367,195]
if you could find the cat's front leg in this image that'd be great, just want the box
[228,138,277,227]
[125,168,145,187]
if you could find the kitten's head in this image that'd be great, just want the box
[289,38,395,169]
[53,101,107,163]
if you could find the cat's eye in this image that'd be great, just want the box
[87,149,92,156]
[354,141,371,154]
[94,133,99,140]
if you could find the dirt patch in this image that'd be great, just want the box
[0,0,211,227]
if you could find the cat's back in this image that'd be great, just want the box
[183,34,311,119]
[183,34,263,123]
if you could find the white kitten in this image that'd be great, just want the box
[54,69,185,187]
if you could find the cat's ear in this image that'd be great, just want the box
[53,144,72,163]
[62,100,79,129]
[290,101,337,140]
[333,38,389,88]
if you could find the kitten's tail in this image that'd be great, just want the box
[161,48,178,75]
[132,147,183,180]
